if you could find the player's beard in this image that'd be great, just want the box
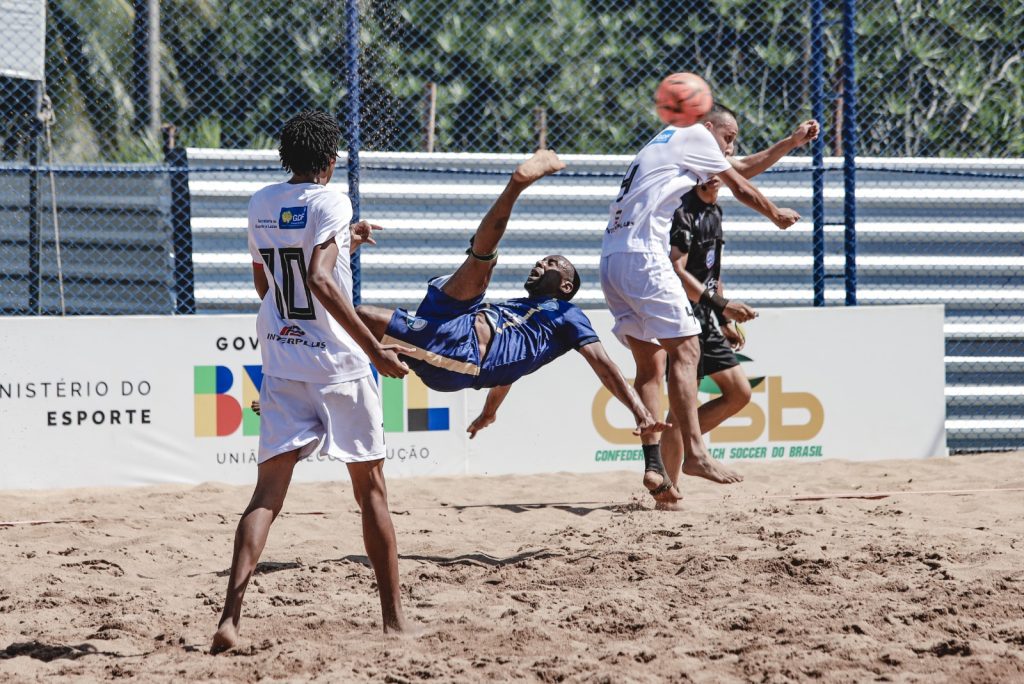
[524,269,561,298]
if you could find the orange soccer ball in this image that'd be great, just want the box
[654,72,713,127]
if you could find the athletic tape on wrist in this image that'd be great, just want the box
[700,288,729,315]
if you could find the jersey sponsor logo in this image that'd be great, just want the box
[264,327,327,350]
[278,206,308,229]
[404,314,428,331]
[254,218,276,230]
[705,251,716,269]
[647,129,675,146]
[606,209,634,234]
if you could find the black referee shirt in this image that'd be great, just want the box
[668,187,724,296]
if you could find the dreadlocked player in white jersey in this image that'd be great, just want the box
[212,110,413,654]
[600,104,801,508]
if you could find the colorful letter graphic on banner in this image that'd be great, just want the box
[377,373,449,432]
[195,365,263,437]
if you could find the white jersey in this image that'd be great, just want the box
[247,182,371,384]
[602,125,730,256]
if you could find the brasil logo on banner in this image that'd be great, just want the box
[194,365,450,437]
[194,365,262,437]
[379,374,449,432]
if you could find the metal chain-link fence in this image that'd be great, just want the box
[0,0,1021,450]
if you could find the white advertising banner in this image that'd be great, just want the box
[0,316,469,490]
[0,305,945,490]
[465,305,948,476]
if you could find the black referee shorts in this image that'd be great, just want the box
[666,303,739,381]
[699,316,740,378]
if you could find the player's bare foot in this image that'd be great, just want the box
[655,498,686,512]
[643,470,682,503]
[210,621,239,655]
[682,454,744,484]
[384,620,422,638]
[512,150,565,184]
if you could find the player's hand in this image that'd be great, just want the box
[250,400,261,416]
[723,300,757,323]
[467,411,497,439]
[773,208,800,230]
[789,119,820,147]
[350,220,383,253]
[372,344,413,378]
[633,411,672,437]
[722,321,747,352]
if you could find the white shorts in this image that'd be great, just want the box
[600,252,702,348]
[258,374,386,465]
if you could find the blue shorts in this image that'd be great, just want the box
[383,276,485,392]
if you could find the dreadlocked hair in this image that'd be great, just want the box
[278,110,341,176]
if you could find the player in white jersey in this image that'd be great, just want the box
[212,110,413,653]
[601,105,801,504]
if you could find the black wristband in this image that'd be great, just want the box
[466,236,498,261]
[700,288,729,315]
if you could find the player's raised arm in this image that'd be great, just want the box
[577,342,671,436]
[467,385,512,439]
[442,150,566,302]
[307,237,412,378]
[730,119,820,179]
[349,219,383,254]
[716,166,800,230]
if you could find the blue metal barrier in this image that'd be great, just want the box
[842,0,858,306]
[345,0,362,307]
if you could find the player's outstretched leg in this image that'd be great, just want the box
[347,460,409,633]
[211,451,299,654]
[625,337,681,504]
[662,338,742,491]
[441,150,566,302]
[661,366,750,486]
[511,149,566,186]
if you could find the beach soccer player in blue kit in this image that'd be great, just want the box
[356,150,672,459]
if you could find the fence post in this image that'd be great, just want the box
[163,125,196,314]
[27,81,43,314]
[131,0,160,138]
[810,0,826,307]
[424,82,437,153]
[842,0,858,305]
[345,0,362,306]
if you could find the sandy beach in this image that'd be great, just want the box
[2,452,1023,682]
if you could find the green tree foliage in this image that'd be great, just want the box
[857,0,1024,156]
[361,0,810,155]
[27,0,1024,160]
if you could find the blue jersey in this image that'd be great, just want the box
[383,277,600,392]
[476,298,599,388]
